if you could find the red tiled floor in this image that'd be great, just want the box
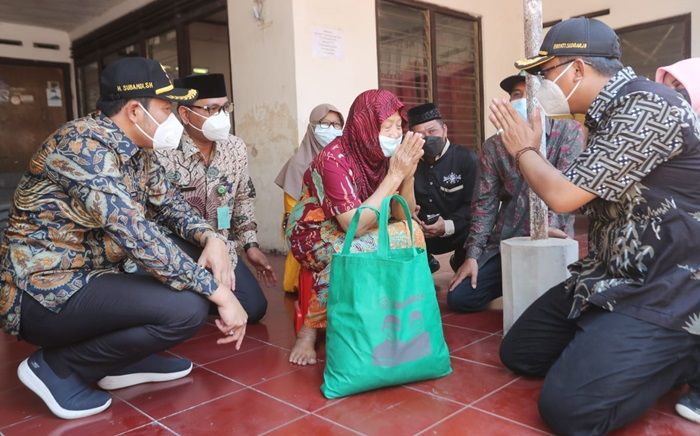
[451,333,504,367]
[159,388,305,434]
[265,414,356,435]
[473,377,548,432]
[255,363,339,413]
[424,407,547,435]
[441,324,490,352]
[317,385,462,434]
[204,344,298,386]
[114,366,244,420]
[610,409,700,435]
[442,309,504,333]
[2,253,698,435]
[167,331,266,365]
[1,398,151,435]
[409,357,516,405]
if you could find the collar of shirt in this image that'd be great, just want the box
[433,139,451,162]
[584,66,637,131]
[180,131,223,163]
[95,112,139,164]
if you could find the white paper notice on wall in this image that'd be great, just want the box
[46,81,63,108]
[312,27,344,59]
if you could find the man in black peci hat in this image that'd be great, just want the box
[407,103,478,274]
[491,17,700,433]
[157,73,274,323]
[0,57,248,419]
[447,72,582,314]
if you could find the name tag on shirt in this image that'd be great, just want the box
[217,206,232,230]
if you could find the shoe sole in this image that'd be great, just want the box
[17,359,112,420]
[675,403,700,424]
[97,362,193,390]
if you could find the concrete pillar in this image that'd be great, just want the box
[501,237,579,333]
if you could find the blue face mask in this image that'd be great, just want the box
[378,134,402,157]
[511,98,528,121]
[510,98,547,146]
[314,125,342,147]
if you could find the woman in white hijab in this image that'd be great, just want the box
[275,104,345,292]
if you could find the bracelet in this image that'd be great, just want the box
[515,147,541,172]
[244,242,260,251]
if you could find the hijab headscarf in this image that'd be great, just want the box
[656,58,700,114]
[275,104,344,199]
[336,89,406,200]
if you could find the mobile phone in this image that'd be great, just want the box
[424,213,440,225]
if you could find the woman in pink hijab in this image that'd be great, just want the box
[656,57,700,114]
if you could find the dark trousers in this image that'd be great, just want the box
[500,282,700,436]
[20,273,209,382]
[447,254,502,312]
[426,232,467,271]
[170,236,267,323]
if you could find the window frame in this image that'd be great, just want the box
[375,0,484,149]
[616,13,691,77]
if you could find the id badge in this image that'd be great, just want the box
[217,206,232,230]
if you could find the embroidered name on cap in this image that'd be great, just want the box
[117,82,154,92]
[552,42,588,49]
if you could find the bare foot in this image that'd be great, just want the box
[289,326,318,365]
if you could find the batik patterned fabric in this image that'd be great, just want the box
[157,132,258,267]
[564,67,700,335]
[0,113,221,335]
[466,118,584,265]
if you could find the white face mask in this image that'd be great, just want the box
[378,134,402,157]
[186,107,231,142]
[535,61,581,117]
[314,124,342,147]
[134,103,184,150]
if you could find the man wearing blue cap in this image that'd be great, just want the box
[0,57,248,419]
[491,17,700,433]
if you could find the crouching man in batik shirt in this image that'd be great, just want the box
[0,57,247,420]
[492,18,700,434]
[157,73,273,323]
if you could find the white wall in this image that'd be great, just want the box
[0,21,78,119]
[291,0,379,143]
[227,0,299,251]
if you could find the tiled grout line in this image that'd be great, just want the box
[128,388,245,424]
[113,396,182,435]
[0,415,41,433]
[414,376,523,435]
[447,330,502,355]
[448,355,504,371]
[470,406,554,435]
[115,420,179,436]
[309,412,367,436]
[402,384,471,408]
[164,336,269,366]
[440,320,501,336]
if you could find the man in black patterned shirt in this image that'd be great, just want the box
[491,18,700,433]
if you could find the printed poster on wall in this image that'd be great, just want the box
[312,27,344,60]
[46,81,63,108]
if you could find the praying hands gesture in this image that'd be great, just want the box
[488,98,542,157]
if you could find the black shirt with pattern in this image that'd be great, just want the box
[564,67,700,335]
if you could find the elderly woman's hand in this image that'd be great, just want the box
[389,131,425,180]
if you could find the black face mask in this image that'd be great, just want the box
[422,136,445,161]
[677,87,692,105]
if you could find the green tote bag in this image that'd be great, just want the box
[321,194,452,399]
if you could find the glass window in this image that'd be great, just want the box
[377,1,483,149]
[435,13,481,148]
[78,62,99,115]
[103,44,139,67]
[618,14,690,80]
[189,19,232,97]
[377,3,431,109]
[146,30,179,78]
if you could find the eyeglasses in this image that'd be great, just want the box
[188,101,234,116]
[535,59,575,79]
[317,121,343,129]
